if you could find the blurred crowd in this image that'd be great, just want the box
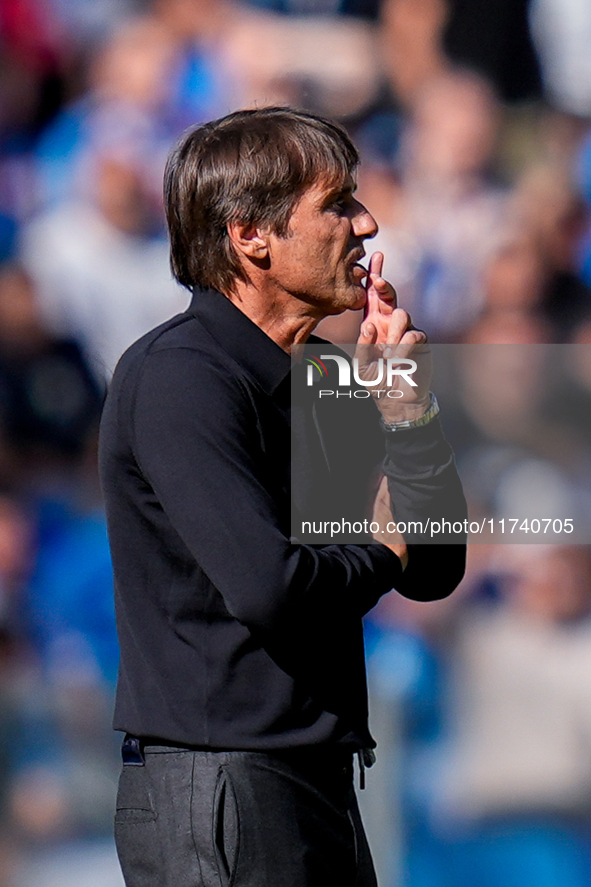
[2,0,591,884]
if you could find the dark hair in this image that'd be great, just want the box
[163,107,359,294]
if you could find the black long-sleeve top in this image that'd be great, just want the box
[99,286,466,750]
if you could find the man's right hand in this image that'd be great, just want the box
[354,252,431,425]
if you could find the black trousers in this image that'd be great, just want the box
[114,744,378,887]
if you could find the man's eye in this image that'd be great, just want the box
[331,197,349,212]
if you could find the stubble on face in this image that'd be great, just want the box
[269,177,375,318]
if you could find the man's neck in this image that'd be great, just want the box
[225,282,322,353]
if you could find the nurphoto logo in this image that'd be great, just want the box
[306,353,417,398]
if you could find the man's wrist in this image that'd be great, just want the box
[380,393,440,432]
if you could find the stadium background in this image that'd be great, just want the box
[2,0,591,883]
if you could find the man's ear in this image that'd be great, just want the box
[227,221,269,260]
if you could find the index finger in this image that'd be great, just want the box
[364,251,396,320]
[368,251,383,279]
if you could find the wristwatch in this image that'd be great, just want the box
[380,392,440,432]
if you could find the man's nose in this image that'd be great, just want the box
[351,200,378,239]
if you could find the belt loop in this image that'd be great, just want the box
[122,734,145,766]
[357,748,376,790]
[357,751,365,790]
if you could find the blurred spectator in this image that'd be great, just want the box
[366,545,591,887]
[476,227,548,326]
[437,325,588,538]
[36,20,181,207]
[463,307,552,346]
[429,546,591,887]
[557,322,591,462]
[0,492,33,886]
[0,264,103,484]
[149,0,236,123]
[530,0,591,117]
[4,418,119,852]
[0,0,66,144]
[35,7,233,208]
[443,0,541,103]
[371,69,506,340]
[20,134,188,379]
[379,0,447,109]
[0,0,71,242]
[381,0,540,110]
[509,165,591,338]
[45,0,136,48]
[222,9,382,118]
[7,482,119,845]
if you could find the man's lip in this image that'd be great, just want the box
[348,250,366,266]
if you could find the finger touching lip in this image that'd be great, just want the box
[350,263,368,284]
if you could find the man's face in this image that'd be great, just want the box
[265,176,378,316]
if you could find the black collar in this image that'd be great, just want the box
[187,285,292,395]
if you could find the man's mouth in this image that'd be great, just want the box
[348,251,367,285]
[349,261,368,285]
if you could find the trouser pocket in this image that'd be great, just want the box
[213,766,240,887]
[114,764,160,886]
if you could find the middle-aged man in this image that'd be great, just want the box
[99,107,467,887]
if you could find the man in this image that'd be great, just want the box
[99,106,466,887]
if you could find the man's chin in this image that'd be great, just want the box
[320,282,366,315]
[348,284,367,311]
[332,290,366,314]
